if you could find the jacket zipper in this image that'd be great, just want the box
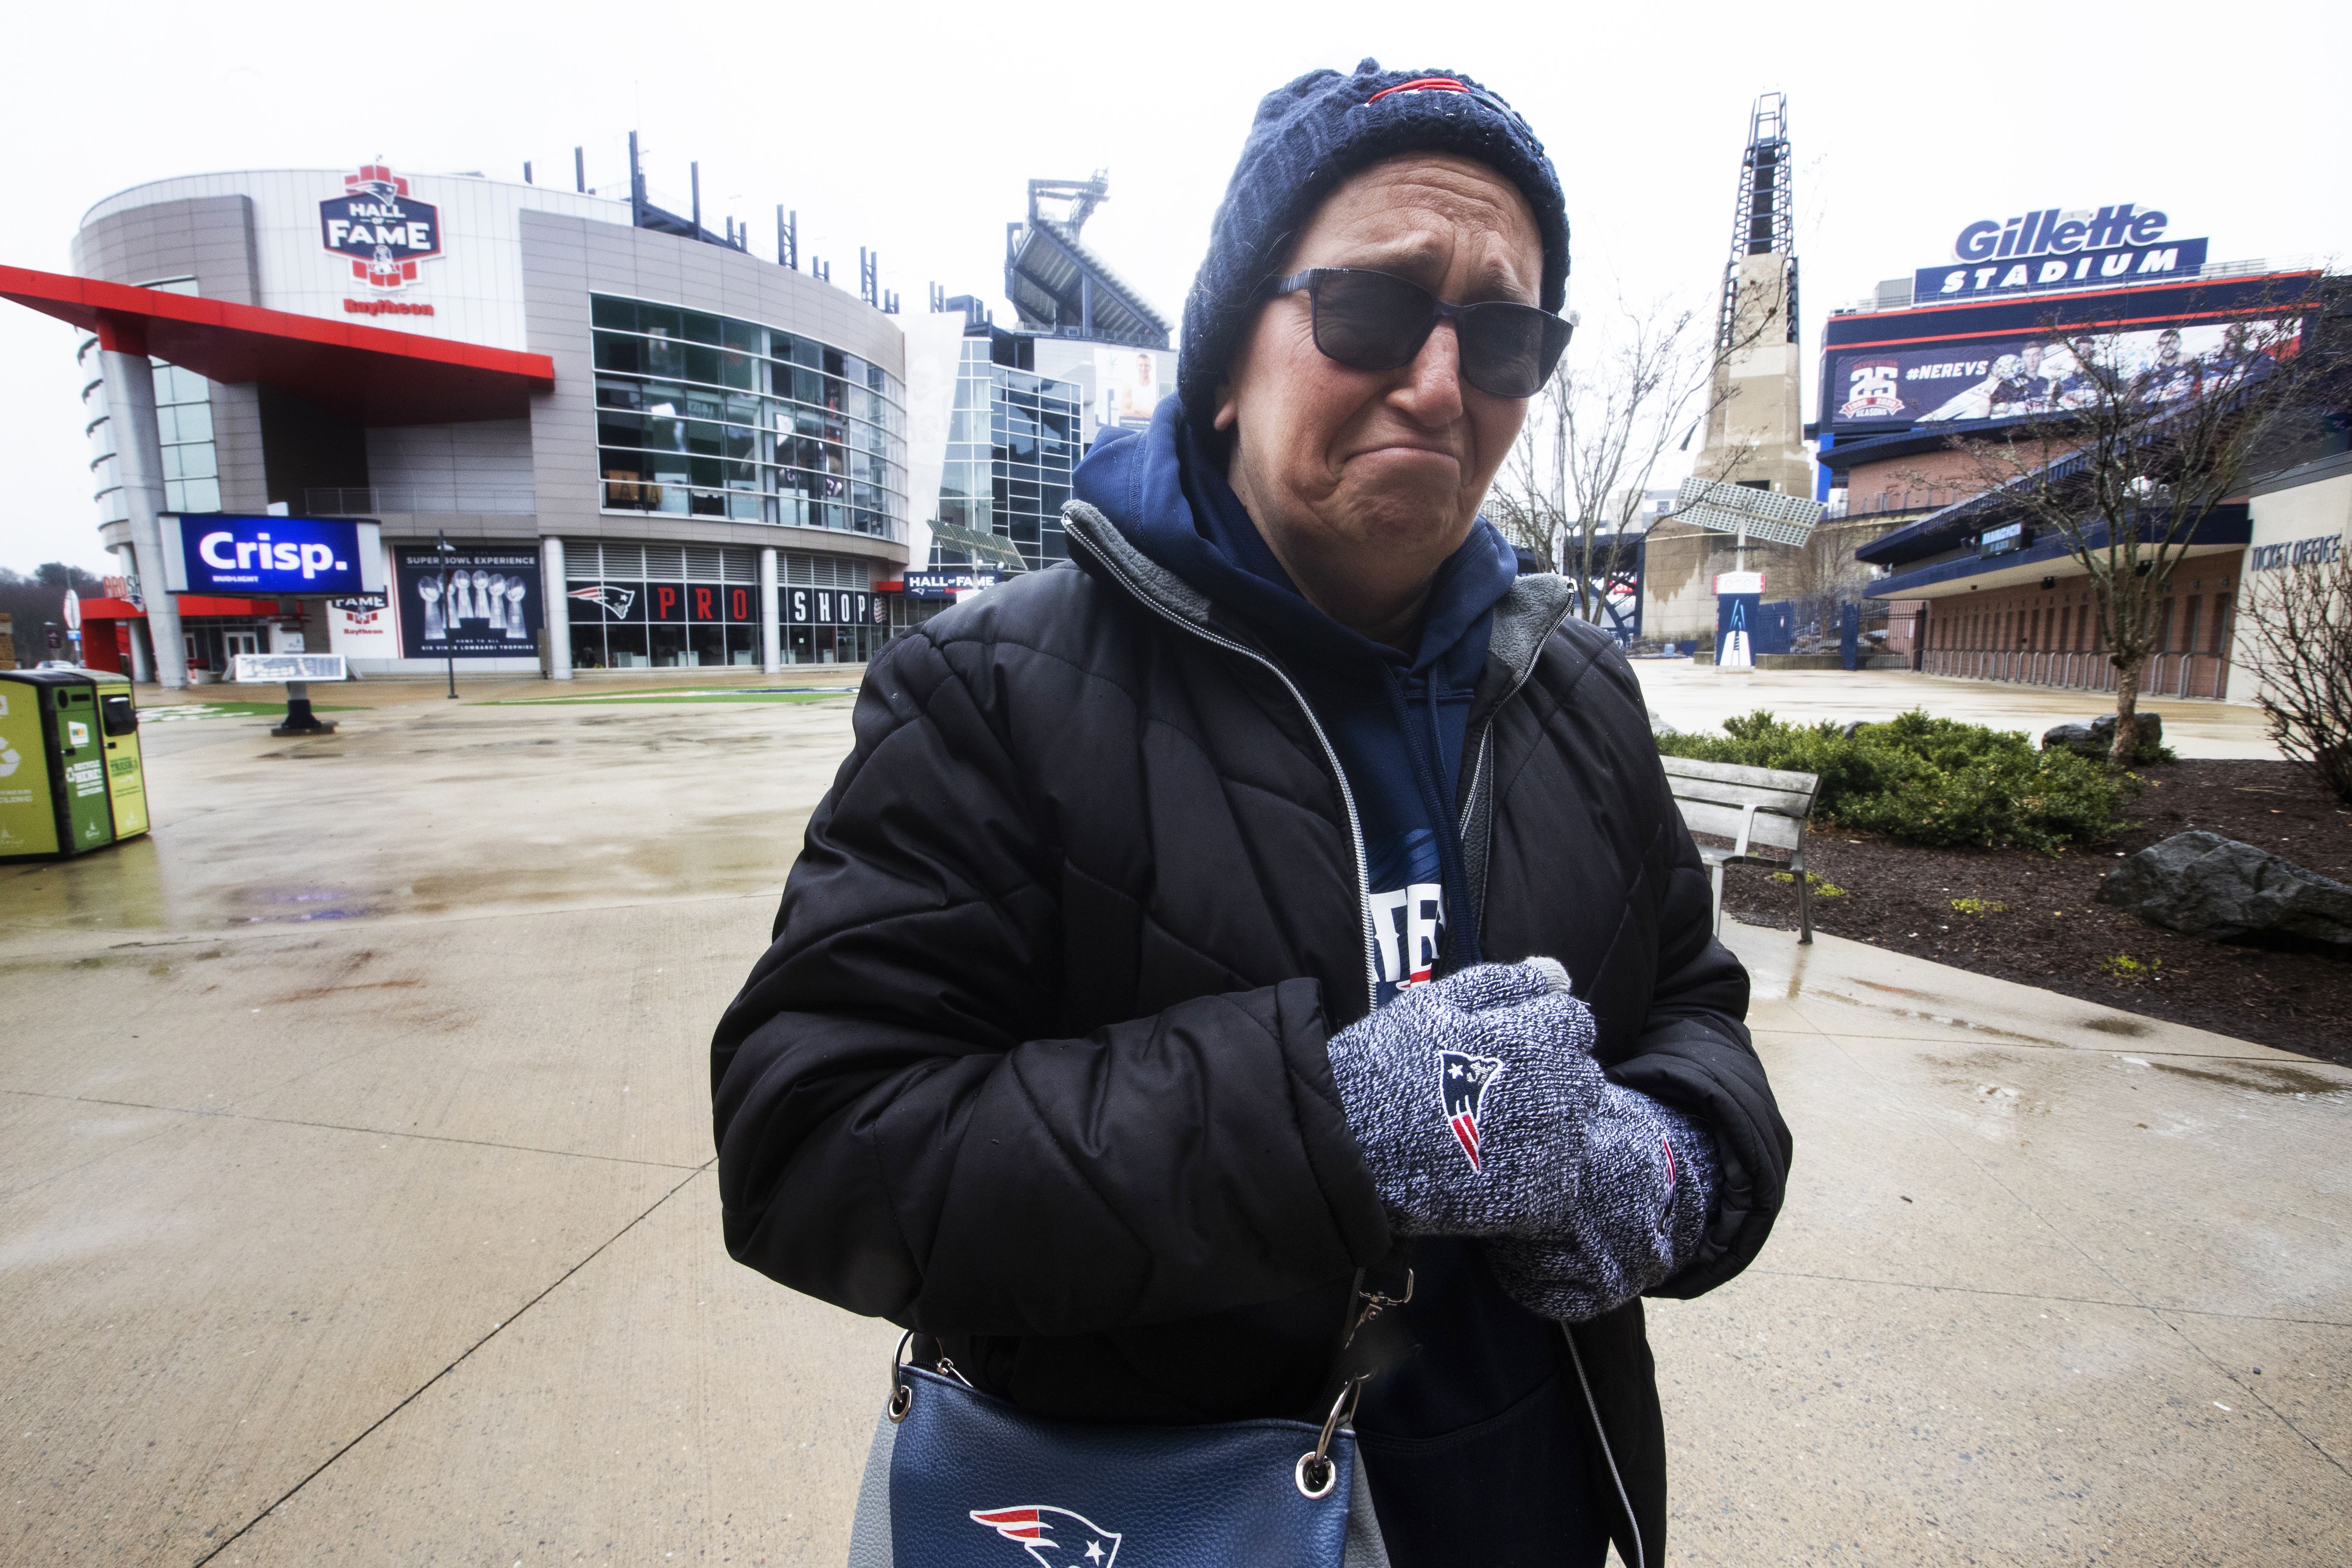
[1454,596,1576,868]
[1562,1324,1645,1568]
[1069,529,1382,1017]
[1457,729,1490,840]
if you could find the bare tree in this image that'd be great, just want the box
[2245,541,2352,802]
[1947,286,2333,763]
[1489,283,1778,629]
[1773,520,1877,645]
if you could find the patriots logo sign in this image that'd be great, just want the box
[1439,1050,1504,1172]
[567,583,636,618]
[970,1505,1121,1566]
[320,164,442,291]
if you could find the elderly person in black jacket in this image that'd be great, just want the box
[714,61,1790,1568]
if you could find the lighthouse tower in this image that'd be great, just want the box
[1642,94,1819,643]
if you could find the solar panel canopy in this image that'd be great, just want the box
[1674,477,1825,548]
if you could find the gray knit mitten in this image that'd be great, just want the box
[1486,1093,1720,1322]
[1323,959,1605,1237]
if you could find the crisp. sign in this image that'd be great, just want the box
[169,515,373,595]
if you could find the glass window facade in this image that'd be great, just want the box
[153,363,219,514]
[76,336,220,520]
[589,295,907,541]
[564,541,891,668]
[934,339,1081,572]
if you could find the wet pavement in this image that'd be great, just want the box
[1630,658,2283,759]
[3,676,2345,1564]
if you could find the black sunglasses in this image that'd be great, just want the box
[1265,267,1572,398]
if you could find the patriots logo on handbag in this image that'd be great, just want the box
[1438,1050,1504,1172]
[969,1505,1123,1565]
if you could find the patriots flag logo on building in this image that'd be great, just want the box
[321,163,442,291]
[567,583,636,619]
[969,1505,1122,1566]
[1439,1050,1504,1172]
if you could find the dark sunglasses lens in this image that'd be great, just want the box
[1458,303,1569,398]
[1309,271,1435,371]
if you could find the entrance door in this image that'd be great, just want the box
[224,631,260,658]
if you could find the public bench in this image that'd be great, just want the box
[1660,754,1823,944]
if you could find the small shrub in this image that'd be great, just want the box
[1657,709,2134,853]
[1950,897,2008,916]
[1770,870,1847,897]
[2102,953,2162,980]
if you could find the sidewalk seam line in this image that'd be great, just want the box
[187,1159,714,1567]
[0,1087,704,1172]
[1747,1269,2352,1328]
[2148,1311,2352,1484]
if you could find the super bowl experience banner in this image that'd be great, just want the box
[394,544,542,657]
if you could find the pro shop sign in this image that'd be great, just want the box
[321,164,442,299]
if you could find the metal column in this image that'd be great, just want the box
[540,535,573,680]
[98,328,187,689]
[759,548,782,674]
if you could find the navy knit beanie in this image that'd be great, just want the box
[1177,61,1569,429]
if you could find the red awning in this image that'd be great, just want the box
[0,264,555,425]
[78,595,287,619]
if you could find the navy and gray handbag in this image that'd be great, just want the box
[848,1335,1391,1568]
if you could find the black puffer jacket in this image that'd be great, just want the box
[712,503,1790,1566]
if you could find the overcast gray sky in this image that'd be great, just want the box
[4,0,2346,572]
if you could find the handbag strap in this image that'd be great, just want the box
[881,1269,1414,1501]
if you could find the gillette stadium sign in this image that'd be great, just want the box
[1911,203,2208,301]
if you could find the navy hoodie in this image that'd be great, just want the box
[1072,402,1612,1566]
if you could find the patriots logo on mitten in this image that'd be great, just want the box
[1438,1050,1504,1172]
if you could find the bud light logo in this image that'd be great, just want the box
[321,164,442,291]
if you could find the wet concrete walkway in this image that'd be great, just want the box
[2,683,2344,1564]
[1630,658,2283,759]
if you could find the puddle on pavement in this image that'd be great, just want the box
[0,836,172,935]
[0,700,845,934]
[1853,978,1950,1003]
[2147,1060,2351,1097]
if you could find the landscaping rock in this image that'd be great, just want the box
[2096,829,2352,946]
[2043,711,2164,762]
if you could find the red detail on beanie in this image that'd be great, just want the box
[1367,77,1469,104]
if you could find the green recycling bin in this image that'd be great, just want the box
[0,670,149,861]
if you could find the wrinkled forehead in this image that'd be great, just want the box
[1290,153,1543,301]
